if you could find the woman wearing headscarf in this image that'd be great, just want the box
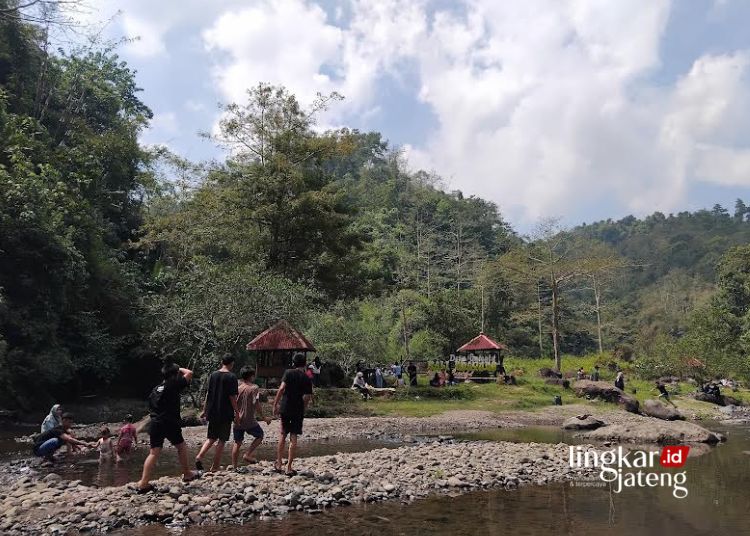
[351,372,371,400]
[41,404,63,433]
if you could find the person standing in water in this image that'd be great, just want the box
[231,367,270,468]
[116,414,138,462]
[136,362,200,493]
[273,353,313,476]
[195,354,239,472]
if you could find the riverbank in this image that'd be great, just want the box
[1,404,734,534]
[1,438,602,535]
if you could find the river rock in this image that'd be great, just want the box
[581,419,722,444]
[572,380,640,413]
[642,399,684,421]
[562,415,605,430]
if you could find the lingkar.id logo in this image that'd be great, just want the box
[569,445,689,498]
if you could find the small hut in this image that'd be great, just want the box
[456,332,507,367]
[246,320,315,386]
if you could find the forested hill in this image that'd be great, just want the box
[3,3,750,410]
[573,206,750,286]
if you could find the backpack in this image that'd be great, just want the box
[148,382,166,415]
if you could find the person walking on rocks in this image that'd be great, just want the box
[136,363,200,493]
[654,381,677,407]
[273,353,313,476]
[195,354,239,472]
[231,367,271,467]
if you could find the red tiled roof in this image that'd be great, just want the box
[246,320,316,352]
[457,332,507,353]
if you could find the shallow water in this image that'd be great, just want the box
[12,437,404,488]
[115,423,750,536]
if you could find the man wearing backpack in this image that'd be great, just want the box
[195,354,239,472]
[136,362,199,493]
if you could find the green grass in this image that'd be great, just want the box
[364,354,750,418]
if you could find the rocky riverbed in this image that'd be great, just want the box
[0,439,601,535]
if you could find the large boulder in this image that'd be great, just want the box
[642,399,684,421]
[573,380,640,413]
[545,378,570,389]
[562,415,605,430]
[692,392,743,407]
[539,367,562,379]
[582,419,724,444]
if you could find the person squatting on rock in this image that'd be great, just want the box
[273,353,313,476]
[41,404,63,434]
[195,354,239,472]
[136,362,200,493]
[231,367,271,467]
[32,412,92,462]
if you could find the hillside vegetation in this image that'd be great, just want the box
[2,4,749,408]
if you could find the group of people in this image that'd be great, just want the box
[33,405,139,464]
[136,352,313,493]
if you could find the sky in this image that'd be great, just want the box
[74,0,750,230]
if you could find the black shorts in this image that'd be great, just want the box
[207,420,232,442]
[280,413,304,435]
[149,420,184,449]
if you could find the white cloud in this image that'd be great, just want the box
[121,15,168,58]
[402,1,750,222]
[82,0,750,225]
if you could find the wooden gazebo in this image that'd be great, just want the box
[456,332,507,365]
[246,320,316,386]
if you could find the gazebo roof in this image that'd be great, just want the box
[246,320,316,352]
[457,332,507,353]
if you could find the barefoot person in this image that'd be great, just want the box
[136,362,199,493]
[115,414,138,462]
[231,367,270,468]
[32,413,92,462]
[195,354,239,472]
[273,353,313,476]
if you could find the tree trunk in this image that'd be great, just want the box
[537,281,544,356]
[401,304,411,360]
[551,275,561,372]
[593,275,603,354]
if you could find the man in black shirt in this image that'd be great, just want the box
[195,354,239,472]
[407,362,418,386]
[136,362,199,493]
[32,413,92,461]
[273,353,313,475]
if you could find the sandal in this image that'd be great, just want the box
[285,470,298,477]
[272,466,284,474]
[194,459,204,471]
[136,484,156,494]
[183,471,202,483]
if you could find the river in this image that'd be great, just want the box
[100,423,750,536]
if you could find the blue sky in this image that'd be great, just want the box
[80,0,750,230]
